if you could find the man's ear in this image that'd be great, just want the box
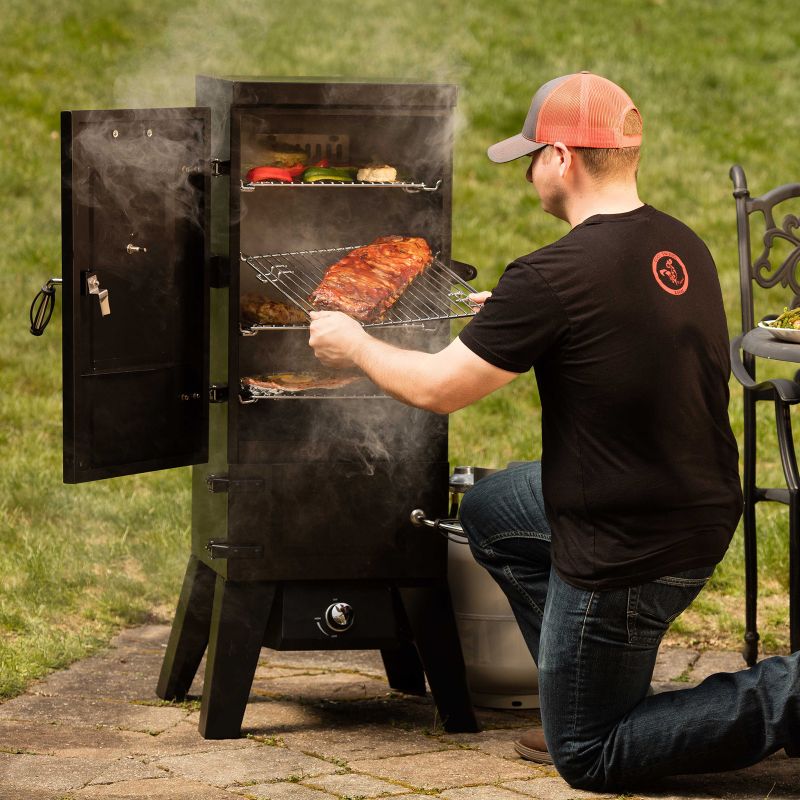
[553,142,571,178]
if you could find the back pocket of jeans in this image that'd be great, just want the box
[627,567,713,646]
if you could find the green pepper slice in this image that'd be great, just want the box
[301,167,358,183]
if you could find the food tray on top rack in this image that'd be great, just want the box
[241,178,442,193]
[239,245,478,334]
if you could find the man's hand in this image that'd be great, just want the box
[468,291,492,307]
[309,310,369,369]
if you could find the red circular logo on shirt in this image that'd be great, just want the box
[652,251,688,295]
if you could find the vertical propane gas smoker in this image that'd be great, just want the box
[34,76,481,738]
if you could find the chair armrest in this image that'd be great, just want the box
[731,333,800,403]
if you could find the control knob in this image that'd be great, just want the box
[324,601,354,632]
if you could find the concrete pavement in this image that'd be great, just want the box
[0,625,797,799]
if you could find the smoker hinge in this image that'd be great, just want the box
[205,473,264,493]
[209,384,229,403]
[209,255,230,288]
[205,538,264,560]
[210,159,230,177]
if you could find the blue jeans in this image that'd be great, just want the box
[459,462,800,791]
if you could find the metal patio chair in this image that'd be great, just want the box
[729,164,800,665]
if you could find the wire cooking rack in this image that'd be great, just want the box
[240,245,477,330]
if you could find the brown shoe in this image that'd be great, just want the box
[514,727,553,764]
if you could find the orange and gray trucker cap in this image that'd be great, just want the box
[487,71,642,163]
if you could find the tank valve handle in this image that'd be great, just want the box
[410,509,468,544]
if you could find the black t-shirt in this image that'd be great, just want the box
[459,204,743,590]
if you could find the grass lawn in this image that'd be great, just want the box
[2,0,800,696]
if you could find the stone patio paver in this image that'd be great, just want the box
[303,771,410,796]
[690,650,750,682]
[441,728,549,763]
[253,665,328,681]
[243,783,336,800]
[0,752,116,793]
[349,749,537,790]
[441,787,542,800]
[241,697,328,734]
[253,671,393,701]
[259,649,387,676]
[0,718,153,758]
[0,624,796,800]
[0,693,188,733]
[651,647,700,683]
[501,777,615,799]
[124,719,264,758]
[72,777,243,798]
[87,756,167,785]
[281,723,453,760]
[27,649,166,701]
[155,744,338,787]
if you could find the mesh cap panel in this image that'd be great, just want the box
[486,71,642,162]
[536,73,642,148]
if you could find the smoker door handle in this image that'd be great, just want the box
[29,277,63,336]
[409,509,468,544]
[450,260,478,282]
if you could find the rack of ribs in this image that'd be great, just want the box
[308,235,432,322]
[242,372,364,393]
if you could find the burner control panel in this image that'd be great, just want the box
[324,601,354,632]
[264,583,399,648]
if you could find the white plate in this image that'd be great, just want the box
[758,320,800,343]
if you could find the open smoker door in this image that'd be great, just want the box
[62,107,210,483]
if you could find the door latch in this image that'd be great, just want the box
[84,271,111,316]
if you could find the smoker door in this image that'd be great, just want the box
[61,107,210,483]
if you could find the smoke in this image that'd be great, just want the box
[83,0,476,488]
[68,111,206,235]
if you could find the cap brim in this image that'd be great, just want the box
[487,134,547,163]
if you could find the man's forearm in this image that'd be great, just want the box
[308,309,518,412]
[351,335,446,412]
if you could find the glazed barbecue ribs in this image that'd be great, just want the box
[308,235,432,322]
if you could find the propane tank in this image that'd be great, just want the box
[447,466,539,709]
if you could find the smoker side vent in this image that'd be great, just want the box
[240,245,477,332]
[240,179,441,193]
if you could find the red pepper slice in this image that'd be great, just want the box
[313,158,330,168]
[286,163,307,177]
[247,166,295,183]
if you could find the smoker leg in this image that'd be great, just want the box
[398,583,479,733]
[156,555,216,701]
[198,577,276,739]
[381,643,427,696]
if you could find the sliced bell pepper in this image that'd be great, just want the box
[247,165,298,183]
[301,166,358,183]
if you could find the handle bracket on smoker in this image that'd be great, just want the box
[208,385,229,404]
[449,260,478,282]
[205,538,264,560]
[410,509,468,544]
[210,159,230,177]
[206,473,264,493]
